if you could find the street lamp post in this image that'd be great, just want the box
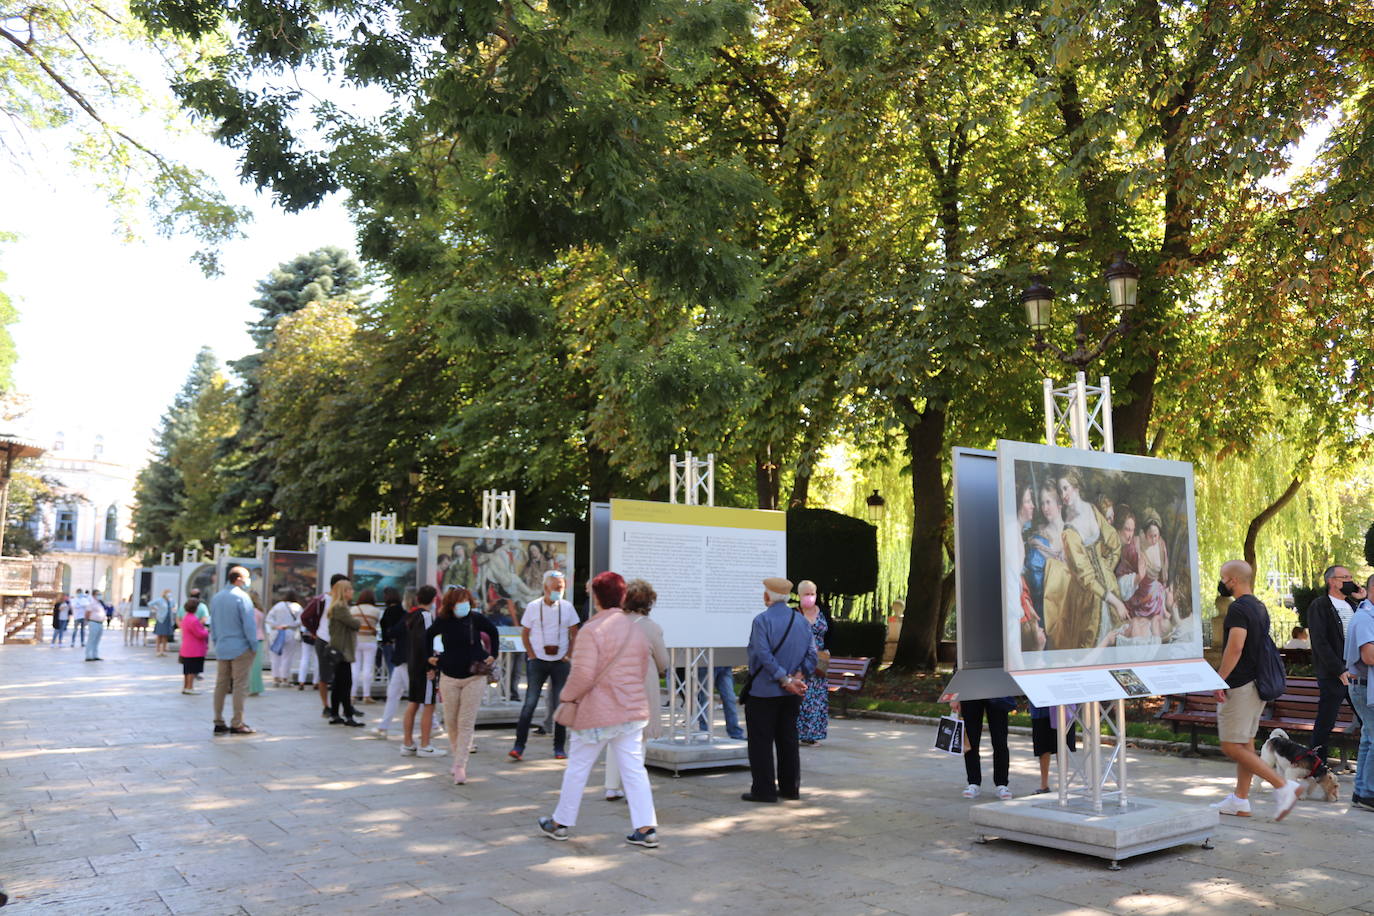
[865,489,886,523]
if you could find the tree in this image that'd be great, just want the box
[0,237,18,390]
[169,366,239,546]
[0,0,247,270]
[129,346,219,560]
[217,247,369,539]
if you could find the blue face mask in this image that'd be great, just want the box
[454,601,471,618]
[549,590,563,602]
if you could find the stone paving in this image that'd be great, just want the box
[3,635,1374,915]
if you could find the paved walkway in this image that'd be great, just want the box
[2,636,1372,915]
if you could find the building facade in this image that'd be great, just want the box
[29,432,139,601]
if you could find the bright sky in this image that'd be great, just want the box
[3,132,356,469]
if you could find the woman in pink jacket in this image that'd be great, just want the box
[179,598,210,695]
[538,571,659,849]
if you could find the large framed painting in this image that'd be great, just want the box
[346,554,419,597]
[998,440,1203,673]
[267,550,318,603]
[419,527,574,621]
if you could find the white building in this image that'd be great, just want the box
[29,431,139,599]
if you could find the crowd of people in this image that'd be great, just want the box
[152,562,832,848]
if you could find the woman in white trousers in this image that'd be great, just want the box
[604,579,668,800]
[266,593,303,686]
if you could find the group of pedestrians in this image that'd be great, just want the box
[49,589,112,660]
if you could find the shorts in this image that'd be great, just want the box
[180,656,205,675]
[1218,680,1265,744]
[315,640,335,685]
[1031,716,1079,756]
[406,665,436,705]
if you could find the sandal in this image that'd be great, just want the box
[229,725,256,735]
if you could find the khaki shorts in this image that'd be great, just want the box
[1217,680,1264,744]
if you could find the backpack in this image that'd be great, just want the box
[300,594,326,637]
[1254,630,1287,701]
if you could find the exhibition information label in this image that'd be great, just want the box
[609,499,786,648]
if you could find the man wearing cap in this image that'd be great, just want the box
[742,577,817,803]
[509,570,580,761]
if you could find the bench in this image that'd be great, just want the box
[826,656,872,716]
[1157,676,1360,759]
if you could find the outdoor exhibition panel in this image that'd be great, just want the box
[608,498,785,649]
[996,440,1223,705]
[150,565,180,605]
[178,561,215,604]
[217,557,264,596]
[265,550,318,603]
[416,525,575,613]
[316,541,418,597]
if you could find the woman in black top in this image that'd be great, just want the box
[427,587,499,784]
[378,587,406,675]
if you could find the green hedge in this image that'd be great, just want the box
[828,619,886,659]
[1292,583,1323,628]
[786,507,878,597]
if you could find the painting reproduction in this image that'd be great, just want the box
[431,531,573,622]
[998,440,1203,672]
[268,551,318,602]
[347,555,418,597]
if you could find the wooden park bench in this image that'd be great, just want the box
[1157,676,1360,760]
[826,656,872,716]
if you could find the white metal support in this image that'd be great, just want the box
[213,543,231,564]
[1045,372,1131,812]
[160,552,176,567]
[668,452,715,506]
[182,546,200,564]
[307,526,332,552]
[369,512,398,544]
[254,536,276,560]
[481,490,516,530]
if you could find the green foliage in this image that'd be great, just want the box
[1365,522,1374,570]
[786,508,878,598]
[826,619,886,660]
[1292,584,1325,629]
[0,237,18,392]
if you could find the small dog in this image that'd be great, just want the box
[1254,728,1340,802]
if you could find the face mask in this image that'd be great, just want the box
[454,601,471,618]
[800,594,817,610]
[1217,579,1233,598]
[1340,581,1361,598]
[549,590,563,602]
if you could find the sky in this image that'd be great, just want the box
[3,128,357,469]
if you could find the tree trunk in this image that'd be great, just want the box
[891,405,948,670]
[1111,359,1158,456]
[1243,473,1305,571]
[755,448,779,510]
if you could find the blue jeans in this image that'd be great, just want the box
[381,643,396,675]
[513,658,568,754]
[85,621,104,660]
[693,666,745,738]
[51,622,67,645]
[73,618,87,645]
[1348,683,1374,799]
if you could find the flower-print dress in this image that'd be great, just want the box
[797,613,829,743]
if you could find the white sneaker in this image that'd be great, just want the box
[373,727,389,739]
[605,789,625,801]
[1273,781,1300,822]
[996,785,1013,800]
[399,745,417,757]
[962,784,980,799]
[417,745,447,757]
[1209,794,1252,817]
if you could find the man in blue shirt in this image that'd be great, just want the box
[1343,575,1374,810]
[742,576,816,803]
[211,566,260,736]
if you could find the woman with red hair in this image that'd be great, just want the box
[538,571,660,848]
[427,587,499,784]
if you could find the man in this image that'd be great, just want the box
[1307,565,1367,756]
[1210,560,1299,820]
[741,576,816,803]
[71,589,90,646]
[210,566,260,736]
[83,589,106,661]
[1343,575,1374,810]
[509,570,579,761]
[50,593,71,646]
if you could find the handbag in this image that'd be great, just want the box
[739,610,798,703]
[934,715,964,755]
[554,625,628,729]
[270,628,288,655]
[469,619,496,678]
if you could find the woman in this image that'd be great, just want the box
[426,587,499,784]
[1114,507,1139,603]
[152,589,176,656]
[401,586,444,756]
[178,598,209,695]
[351,588,382,704]
[266,590,303,686]
[795,580,831,746]
[248,592,267,696]
[1058,471,1126,650]
[1123,512,1170,624]
[1025,481,1070,651]
[604,578,668,801]
[538,571,659,848]
[326,579,364,726]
